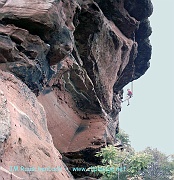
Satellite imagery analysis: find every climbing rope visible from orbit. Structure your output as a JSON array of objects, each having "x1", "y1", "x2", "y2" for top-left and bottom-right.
[
  {"x1": 131, "y1": 62, "x2": 135, "y2": 94},
  {"x1": 131, "y1": 80, "x2": 133, "y2": 94}
]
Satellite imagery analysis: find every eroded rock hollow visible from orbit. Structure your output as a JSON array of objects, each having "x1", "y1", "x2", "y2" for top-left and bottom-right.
[{"x1": 0, "y1": 0, "x2": 153, "y2": 179}]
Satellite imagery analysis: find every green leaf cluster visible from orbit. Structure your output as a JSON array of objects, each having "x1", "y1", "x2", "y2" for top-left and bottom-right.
[
  {"x1": 94, "y1": 129, "x2": 174, "y2": 180},
  {"x1": 94, "y1": 145, "x2": 152, "y2": 179}
]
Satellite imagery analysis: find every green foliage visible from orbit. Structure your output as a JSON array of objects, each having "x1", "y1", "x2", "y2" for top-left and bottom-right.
[
  {"x1": 95, "y1": 145, "x2": 128, "y2": 165},
  {"x1": 115, "y1": 129, "x2": 134, "y2": 153},
  {"x1": 169, "y1": 170, "x2": 174, "y2": 180},
  {"x1": 94, "y1": 129, "x2": 174, "y2": 180},
  {"x1": 127, "y1": 152, "x2": 152, "y2": 176},
  {"x1": 115, "y1": 129, "x2": 130, "y2": 147},
  {"x1": 169, "y1": 154, "x2": 174, "y2": 170},
  {"x1": 92, "y1": 145, "x2": 129, "y2": 179},
  {"x1": 140, "y1": 148, "x2": 174, "y2": 180},
  {"x1": 94, "y1": 145, "x2": 152, "y2": 179}
]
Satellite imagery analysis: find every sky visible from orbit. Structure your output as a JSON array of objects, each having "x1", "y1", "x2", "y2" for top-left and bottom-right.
[{"x1": 120, "y1": 0, "x2": 174, "y2": 155}]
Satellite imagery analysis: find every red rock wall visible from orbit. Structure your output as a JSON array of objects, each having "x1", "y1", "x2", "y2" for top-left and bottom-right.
[
  {"x1": 0, "y1": 0, "x2": 153, "y2": 179},
  {"x1": 0, "y1": 71, "x2": 73, "y2": 179}
]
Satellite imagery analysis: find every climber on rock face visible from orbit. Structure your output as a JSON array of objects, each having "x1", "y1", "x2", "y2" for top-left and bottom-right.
[{"x1": 126, "y1": 89, "x2": 133, "y2": 106}]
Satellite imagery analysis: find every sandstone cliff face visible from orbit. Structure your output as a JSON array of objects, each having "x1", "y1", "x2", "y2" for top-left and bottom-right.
[
  {"x1": 0, "y1": 71, "x2": 73, "y2": 180},
  {"x1": 0, "y1": 0, "x2": 153, "y2": 179}
]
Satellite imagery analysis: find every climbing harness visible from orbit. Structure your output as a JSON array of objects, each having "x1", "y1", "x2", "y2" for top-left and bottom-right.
[{"x1": 122, "y1": 81, "x2": 133, "y2": 102}]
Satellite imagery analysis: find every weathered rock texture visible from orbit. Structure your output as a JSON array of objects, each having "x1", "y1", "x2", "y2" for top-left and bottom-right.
[
  {"x1": 0, "y1": 0, "x2": 153, "y2": 179},
  {"x1": 0, "y1": 71, "x2": 73, "y2": 180}
]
